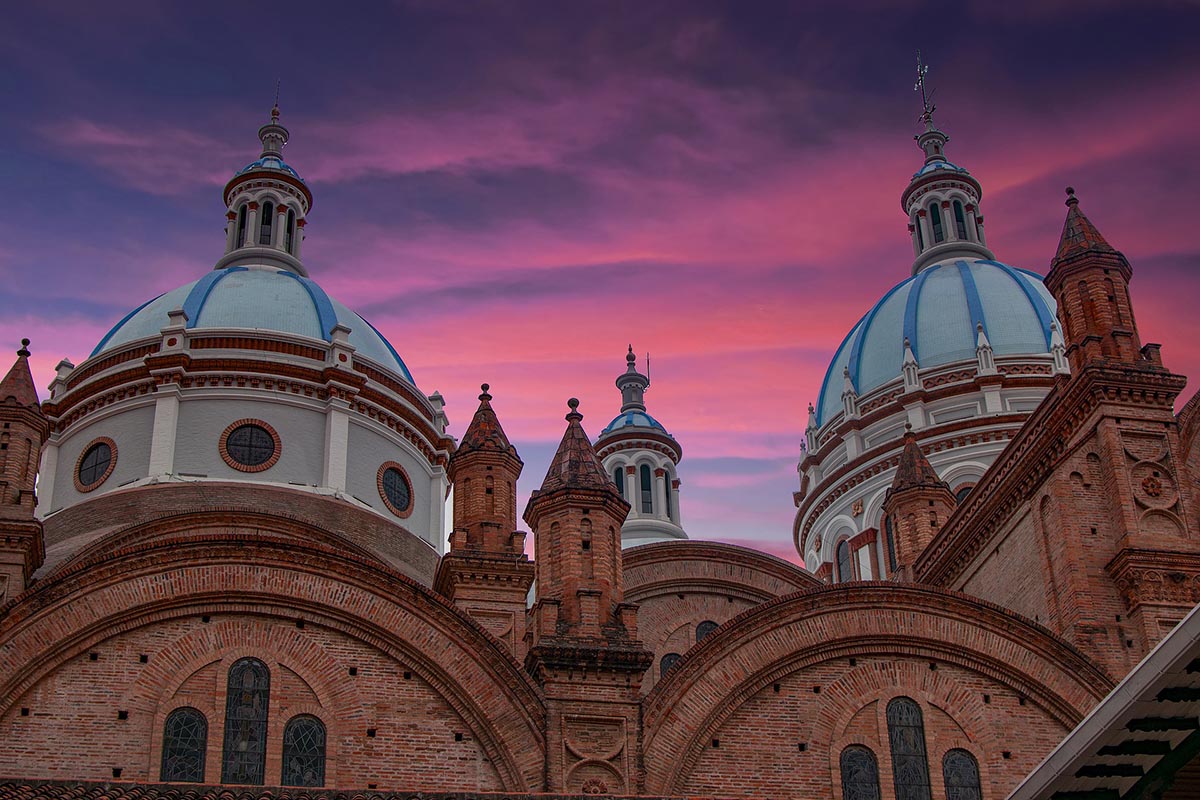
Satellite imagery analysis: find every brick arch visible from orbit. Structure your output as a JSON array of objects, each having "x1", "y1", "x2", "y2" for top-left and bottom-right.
[
  {"x1": 624, "y1": 540, "x2": 818, "y2": 604},
  {"x1": 640, "y1": 583, "x2": 1112, "y2": 795},
  {"x1": 0, "y1": 535, "x2": 545, "y2": 792}
]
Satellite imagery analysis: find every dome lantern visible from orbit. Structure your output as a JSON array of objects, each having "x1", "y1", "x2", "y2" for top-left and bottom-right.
[
  {"x1": 901, "y1": 54, "x2": 994, "y2": 274},
  {"x1": 217, "y1": 104, "x2": 313, "y2": 276}
]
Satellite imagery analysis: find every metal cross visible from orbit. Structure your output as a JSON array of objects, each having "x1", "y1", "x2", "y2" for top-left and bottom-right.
[{"x1": 915, "y1": 50, "x2": 935, "y2": 120}]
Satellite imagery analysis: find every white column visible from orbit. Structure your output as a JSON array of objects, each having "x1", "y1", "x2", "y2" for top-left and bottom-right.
[
  {"x1": 942, "y1": 202, "x2": 957, "y2": 241},
  {"x1": 909, "y1": 225, "x2": 920, "y2": 257},
  {"x1": 975, "y1": 216, "x2": 987, "y2": 246},
  {"x1": 965, "y1": 205, "x2": 980, "y2": 242},
  {"x1": 918, "y1": 213, "x2": 933, "y2": 252},
  {"x1": 322, "y1": 400, "x2": 350, "y2": 492},
  {"x1": 294, "y1": 221, "x2": 305, "y2": 259},
  {"x1": 225, "y1": 212, "x2": 238, "y2": 252},
  {"x1": 670, "y1": 479, "x2": 682, "y2": 526},
  {"x1": 430, "y1": 467, "x2": 447, "y2": 554},
  {"x1": 245, "y1": 204, "x2": 259, "y2": 246},
  {"x1": 624, "y1": 467, "x2": 638, "y2": 518},
  {"x1": 147, "y1": 388, "x2": 181, "y2": 477},
  {"x1": 654, "y1": 470, "x2": 667, "y2": 520},
  {"x1": 36, "y1": 442, "x2": 58, "y2": 518},
  {"x1": 273, "y1": 206, "x2": 287, "y2": 250}
]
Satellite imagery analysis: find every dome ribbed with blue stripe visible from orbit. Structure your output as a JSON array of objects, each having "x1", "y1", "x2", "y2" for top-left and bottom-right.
[
  {"x1": 92, "y1": 266, "x2": 415, "y2": 384},
  {"x1": 816, "y1": 258, "x2": 1056, "y2": 425}
]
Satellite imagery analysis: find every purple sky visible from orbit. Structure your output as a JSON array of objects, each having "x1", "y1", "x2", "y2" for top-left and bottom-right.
[{"x1": 2, "y1": 2, "x2": 1198, "y2": 563}]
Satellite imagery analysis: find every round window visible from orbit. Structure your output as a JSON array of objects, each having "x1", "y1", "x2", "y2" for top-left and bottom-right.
[
  {"x1": 219, "y1": 420, "x2": 281, "y2": 473},
  {"x1": 77, "y1": 440, "x2": 114, "y2": 489},
  {"x1": 377, "y1": 462, "x2": 413, "y2": 518}
]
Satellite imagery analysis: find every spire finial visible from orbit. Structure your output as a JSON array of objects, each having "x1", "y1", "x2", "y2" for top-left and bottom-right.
[
  {"x1": 1065, "y1": 186, "x2": 1078, "y2": 207},
  {"x1": 626, "y1": 344, "x2": 636, "y2": 365},
  {"x1": 17, "y1": 338, "x2": 30, "y2": 357},
  {"x1": 479, "y1": 383, "x2": 492, "y2": 402},
  {"x1": 272, "y1": 80, "x2": 281, "y2": 121},
  {"x1": 566, "y1": 397, "x2": 582, "y2": 422},
  {"x1": 915, "y1": 50, "x2": 936, "y2": 130}
]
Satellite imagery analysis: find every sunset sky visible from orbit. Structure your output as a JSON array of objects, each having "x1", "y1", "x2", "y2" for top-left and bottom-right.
[{"x1": 1, "y1": 2, "x2": 1197, "y2": 563}]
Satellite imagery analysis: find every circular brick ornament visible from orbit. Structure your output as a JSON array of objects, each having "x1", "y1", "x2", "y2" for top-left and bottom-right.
[
  {"x1": 377, "y1": 461, "x2": 414, "y2": 518},
  {"x1": 74, "y1": 436, "x2": 117, "y2": 492},
  {"x1": 219, "y1": 419, "x2": 282, "y2": 473}
]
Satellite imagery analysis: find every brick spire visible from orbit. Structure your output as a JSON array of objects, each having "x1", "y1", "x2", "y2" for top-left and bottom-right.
[
  {"x1": 456, "y1": 383, "x2": 518, "y2": 456},
  {"x1": 1052, "y1": 187, "x2": 1124, "y2": 268},
  {"x1": 533, "y1": 398, "x2": 615, "y2": 497},
  {"x1": 1045, "y1": 187, "x2": 1144, "y2": 370},
  {"x1": 0, "y1": 340, "x2": 40, "y2": 408},
  {"x1": 890, "y1": 427, "x2": 949, "y2": 493}
]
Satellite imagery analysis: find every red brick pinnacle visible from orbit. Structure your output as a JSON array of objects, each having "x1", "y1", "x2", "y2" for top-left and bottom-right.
[
  {"x1": 534, "y1": 399, "x2": 614, "y2": 495},
  {"x1": 455, "y1": 383, "x2": 519, "y2": 460},
  {"x1": 1052, "y1": 187, "x2": 1124, "y2": 268},
  {"x1": 890, "y1": 429, "x2": 947, "y2": 493},
  {"x1": 0, "y1": 341, "x2": 40, "y2": 408}
]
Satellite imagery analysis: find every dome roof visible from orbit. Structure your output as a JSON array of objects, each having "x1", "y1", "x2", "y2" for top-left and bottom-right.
[
  {"x1": 600, "y1": 409, "x2": 673, "y2": 438},
  {"x1": 912, "y1": 159, "x2": 970, "y2": 178},
  {"x1": 91, "y1": 266, "x2": 415, "y2": 383},
  {"x1": 236, "y1": 155, "x2": 304, "y2": 182},
  {"x1": 816, "y1": 258, "x2": 1056, "y2": 425}
]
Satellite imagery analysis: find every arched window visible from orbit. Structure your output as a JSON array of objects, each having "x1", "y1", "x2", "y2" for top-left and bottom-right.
[
  {"x1": 884, "y1": 515, "x2": 897, "y2": 574},
  {"x1": 160, "y1": 707, "x2": 207, "y2": 783},
  {"x1": 613, "y1": 467, "x2": 624, "y2": 499},
  {"x1": 485, "y1": 475, "x2": 495, "y2": 515},
  {"x1": 660, "y1": 652, "x2": 681, "y2": 677},
  {"x1": 221, "y1": 657, "x2": 270, "y2": 785},
  {"x1": 887, "y1": 697, "x2": 932, "y2": 800},
  {"x1": 943, "y1": 749, "x2": 982, "y2": 800},
  {"x1": 640, "y1": 464, "x2": 653, "y2": 514},
  {"x1": 258, "y1": 201, "x2": 274, "y2": 245},
  {"x1": 286, "y1": 208, "x2": 297, "y2": 253},
  {"x1": 929, "y1": 203, "x2": 944, "y2": 243},
  {"x1": 915, "y1": 217, "x2": 924, "y2": 250},
  {"x1": 954, "y1": 484, "x2": 974, "y2": 504},
  {"x1": 840, "y1": 745, "x2": 881, "y2": 800},
  {"x1": 696, "y1": 620, "x2": 719, "y2": 642},
  {"x1": 953, "y1": 201, "x2": 968, "y2": 239},
  {"x1": 236, "y1": 204, "x2": 248, "y2": 248},
  {"x1": 281, "y1": 715, "x2": 327, "y2": 787},
  {"x1": 836, "y1": 540, "x2": 854, "y2": 583}
]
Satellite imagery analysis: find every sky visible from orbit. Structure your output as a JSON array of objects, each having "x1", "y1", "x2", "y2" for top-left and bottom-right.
[{"x1": 1, "y1": 2, "x2": 1198, "y2": 564}]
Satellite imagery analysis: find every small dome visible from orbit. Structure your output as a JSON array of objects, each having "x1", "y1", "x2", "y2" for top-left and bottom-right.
[
  {"x1": 912, "y1": 159, "x2": 969, "y2": 179},
  {"x1": 236, "y1": 156, "x2": 304, "y2": 182},
  {"x1": 600, "y1": 409, "x2": 674, "y2": 437},
  {"x1": 91, "y1": 266, "x2": 414, "y2": 383},
  {"x1": 816, "y1": 258, "x2": 1056, "y2": 425}
]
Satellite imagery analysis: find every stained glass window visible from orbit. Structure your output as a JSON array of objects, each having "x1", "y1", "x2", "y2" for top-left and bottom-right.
[
  {"x1": 837, "y1": 540, "x2": 854, "y2": 583},
  {"x1": 943, "y1": 749, "x2": 982, "y2": 800},
  {"x1": 227, "y1": 424, "x2": 275, "y2": 468},
  {"x1": 286, "y1": 208, "x2": 297, "y2": 253},
  {"x1": 78, "y1": 442, "x2": 112, "y2": 487},
  {"x1": 259, "y1": 201, "x2": 274, "y2": 245},
  {"x1": 696, "y1": 620, "x2": 719, "y2": 642},
  {"x1": 884, "y1": 516, "x2": 898, "y2": 574},
  {"x1": 640, "y1": 465, "x2": 653, "y2": 514},
  {"x1": 160, "y1": 707, "x2": 207, "y2": 783},
  {"x1": 840, "y1": 745, "x2": 881, "y2": 800},
  {"x1": 661, "y1": 652, "x2": 681, "y2": 677},
  {"x1": 237, "y1": 205, "x2": 248, "y2": 248},
  {"x1": 930, "y1": 203, "x2": 944, "y2": 243},
  {"x1": 613, "y1": 467, "x2": 624, "y2": 498},
  {"x1": 281, "y1": 715, "x2": 326, "y2": 787},
  {"x1": 663, "y1": 472, "x2": 673, "y2": 520},
  {"x1": 382, "y1": 467, "x2": 411, "y2": 512},
  {"x1": 953, "y1": 201, "x2": 968, "y2": 239},
  {"x1": 221, "y1": 658, "x2": 270, "y2": 785},
  {"x1": 887, "y1": 697, "x2": 932, "y2": 800}
]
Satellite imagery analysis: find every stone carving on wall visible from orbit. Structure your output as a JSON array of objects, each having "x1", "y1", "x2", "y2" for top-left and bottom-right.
[{"x1": 563, "y1": 714, "x2": 628, "y2": 795}]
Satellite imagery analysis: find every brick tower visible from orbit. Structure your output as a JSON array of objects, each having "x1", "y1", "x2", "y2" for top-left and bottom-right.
[
  {"x1": 0, "y1": 340, "x2": 49, "y2": 603},
  {"x1": 524, "y1": 398, "x2": 651, "y2": 795},
  {"x1": 433, "y1": 384, "x2": 534, "y2": 658},
  {"x1": 881, "y1": 426, "x2": 956, "y2": 581},
  {"x1": 1041, "y1": 188, "x2": 1199, "y2": 669}
]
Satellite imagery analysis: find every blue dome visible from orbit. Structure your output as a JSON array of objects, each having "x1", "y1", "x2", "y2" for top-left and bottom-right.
[
  {"x1": 601, "y1": 410, "x2": 673, "y2": 437},
  {"x1": 236, "y1": 156, "x2": 304, "y2": 182},
  {"x1": 91, "y1": 267, "x2": 415, "y2": 384},
  {"x1": 816, "y1": 259, "x2": 1057, "y2": 425},
  {"x1": 912, "y1": 159, "x2": 969, "y2": 179}
]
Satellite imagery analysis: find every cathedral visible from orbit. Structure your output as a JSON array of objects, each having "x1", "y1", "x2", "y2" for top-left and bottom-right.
[{"x1": 1, "y1": 92, "x2": 1199, "y2": 800}]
